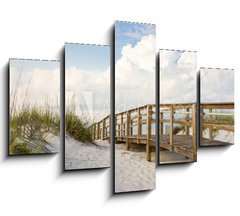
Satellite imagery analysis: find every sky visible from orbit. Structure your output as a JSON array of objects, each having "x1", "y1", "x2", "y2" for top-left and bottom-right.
[
  {"x1": 115, "y1": 21, "x2": 155, "y2": 60},
  {"x1": 65, "y1": 44, "x2": 110, "y2": 122},
  {"x1": 10, "y1": 59, "x2": 60, "y2": 112},
  {"x1": 65, "y1": 44, "x2": 110, "y2": 71},
  {"x1": 160, "y1": 49, "x2": 197, "y2": 104},
  {"x1": 115, "y1": 21, "x2": 156, "y2": 113},
  {"x1": 201, "y1": 68, "x2": 234, "y2": 103}
]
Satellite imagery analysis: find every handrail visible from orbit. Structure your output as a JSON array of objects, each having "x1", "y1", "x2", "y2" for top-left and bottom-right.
[
  {"x1": 200, "y1": 102, "x2": 234, "y2": 143},
  {"x1": 90, "y1": 102, "x2": 234, "y2": 160}
]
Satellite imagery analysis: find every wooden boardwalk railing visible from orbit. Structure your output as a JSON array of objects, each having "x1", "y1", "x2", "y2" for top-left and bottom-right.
[
  {"x1": 115, "y1": 104, "x2": 156, "y2": 161},
  {"x1": 159, "y1": 103, "x2": 197, "y2": 162},
  {"x1": 91, "y1": 103, "x2": 197, "y2": 162},
  {"x1": 200, "y1": 102, "x2": 234, "y2": 146},
  {"x1": 90, "y1": 102, "x2": 234, "y2": 161},
  {"x1": 91, "y1": 115, "x2": 110, "y2": 141}
]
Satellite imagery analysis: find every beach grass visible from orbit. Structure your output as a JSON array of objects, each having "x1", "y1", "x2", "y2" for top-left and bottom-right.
[
  {"x1": 10, "y1": 106, "x2": 60, "y2": 155},
  {"x1": 9, "y1": 60, "x2": 60, "y2": 155},
  {"x1": 65, "y1": 110, "x2": 93, "y2": 143}
]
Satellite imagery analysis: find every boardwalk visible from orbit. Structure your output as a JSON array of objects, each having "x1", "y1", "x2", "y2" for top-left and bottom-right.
[
  {"x1": 90, "y1": 102, "x2": 234, "y2": 161},
  {"x1": 200, "y1": 102, "x2": 234, "y2": 146}
]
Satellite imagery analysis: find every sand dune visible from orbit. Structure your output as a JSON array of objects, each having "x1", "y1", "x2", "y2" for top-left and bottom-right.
[
  {"x1": 115, "y1": 144, "x2": 155, "y2": 193},
  {"x1": 45, "y1": 133, "x2": 60, "y2": 153},
  {"x1": 64, "y1": 134, "x2": 155, "y2": 192},
  {"x1": 65, "y1": 135, "x2": 110, "y2": 170}
]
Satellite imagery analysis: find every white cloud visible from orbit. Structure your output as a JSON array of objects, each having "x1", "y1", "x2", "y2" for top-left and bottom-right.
[
  {"x1": 201, "y1": 68, "x2": 234, "y2": 103},
  {"x1": 178, "y1": 51, "x2": 197, "y2": 69},
  {"x1": 115, "y1": 34, "x2": 156, "y2": 112},
  {"x1": 10, "y1": 66, "x2": 60, "y2": 112},
  {"x1": 160, "y1": 50, "x2": 197, "y2": 104},
  {"x1": 65, "y1": 66, "x2": 110, "y2": 122}
]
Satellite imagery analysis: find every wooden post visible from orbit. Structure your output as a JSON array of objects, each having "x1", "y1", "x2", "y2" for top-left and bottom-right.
[
  {"x1": 160, "y1": 112, "x2": 163, "y2": 135},
  {"x1": 169, "y1": 105, "x2": 173, "y2": 147},
  {"x1": 126, "y1": 111, "x2": 130, "y2": 150},
  {"x1": 130, "y1": 111, "x2": 133, "y2": 136},
  {"x1": 93, "y1": 124, "x2": 96, "y2": 140},
  {"x1": 137, "y1": 108, "x2": 141, "y2": 137},
  {"x1": 115, "y1": 115, "x2": 118, "y2": 137},
  {"x1": 192, "y1": 104, "x2": 197, "y2": 161},
  {"x1": 97, "y1": 122, "x2": 100, "y2": 140},
  {"x1": 120, "y1": 114, "x2": 123, "y2": 137},
  {"x1": 200, "y1": 105, "x2": 204, "y2": 146},
  {"x1": 108, "y1": 115, "x2": 110, "y2": 141},
  {"x1": 146, "y1": 105, "x2": 152, "y2": 161},
  {"x1": 102, "y1": 119, "x2": 105, "y2": 139},
  {"x1": 185, "y1": 108, "x2": 189, "y2": 135},
  {"x1": 209, "y1": 108, "x2": 213, "y2": 140}
]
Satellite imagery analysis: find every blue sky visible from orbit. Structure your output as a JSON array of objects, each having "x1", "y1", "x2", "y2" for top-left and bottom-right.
[
  {"x1": 65, "y1": 44, "x2": 110, "y2": 71},
  {"x1": 115, "y1": 21, "x2": 156, "y2": 60},
  {"x1": 65, "y1": 43, "x2": 110, "y2": 122},
  {"x1": 115, "y1": 21, "x2": 156, "y2": 113}
]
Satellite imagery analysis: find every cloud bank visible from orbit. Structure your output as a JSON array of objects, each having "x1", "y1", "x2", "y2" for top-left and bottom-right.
[
  {"x1": 65, "y1": 66, "x2": 110, "y2": 122},
  {"x1": 201, "y1": 68, "x2": 234, "y2": 103},
  {"x1": 115, "y1": 34, "x2": 156, "y2": 112},
  {"x1": 10, "y1": 65, "x2": 60, "y2": 112},
  {"x1": 160, "y1": 50, "x2": 197, "y2": 104}
]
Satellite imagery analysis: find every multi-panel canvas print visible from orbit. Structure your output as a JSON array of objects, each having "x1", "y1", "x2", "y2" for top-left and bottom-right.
[
  {"x1": 64, "y1": 43, "x2": 110, "y2": 170},
  {"x1": 114, "y1": 21, "x2": 156, "y2": 193},
  {"x1": 9, "y1": 59, "x2": 60, "y2": 155},
  {"x1": 159, "y1": 49, "x2": 197, "y2": 164},
  {"x1": 200, "y1": 68, "x2": 234, "y2": 146}
]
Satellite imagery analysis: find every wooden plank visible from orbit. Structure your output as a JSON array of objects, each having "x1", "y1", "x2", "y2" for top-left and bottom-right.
[
  {"x1": 205, "y1": 112, "x2": 234, "y2": 116},
  {"x1": 204, "y1": 119, "x2": 234, "y2": 125},
  {"x1": 203, "y1": 123, "x2": 234, "y2": 131},
  {"x1": 202, "y1": 103, "x2": 234, "y2": 109}
]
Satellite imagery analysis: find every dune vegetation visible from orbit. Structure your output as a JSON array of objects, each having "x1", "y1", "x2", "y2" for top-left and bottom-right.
[
  {"x1": 10, "y1": 105, "x2": 60, "y2": 155},
  {"x1": 65, "y1": 109, "x2": 93, "y2": 143},
  {"x1": 9, "y1": 60, "x2": 60, "y2": 155}
]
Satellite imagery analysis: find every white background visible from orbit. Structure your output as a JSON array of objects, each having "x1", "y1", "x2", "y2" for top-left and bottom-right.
[{"x1": 0, "y1": 0, "x2": 239, "y2": 215}]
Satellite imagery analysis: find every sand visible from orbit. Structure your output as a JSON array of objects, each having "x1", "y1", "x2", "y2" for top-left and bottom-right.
[
  {"x1": 115, "y1": 143, "x2": 155, "y2": 193},
  {"x1": 203, "y1": 129, "x2": 234, "y2": 144},
  {"x1": 65, "y1": 135, "x2": 110, "y2": 170},
  {"x1": 45, "y1": 133, "x2": 61, "y2": 153}
]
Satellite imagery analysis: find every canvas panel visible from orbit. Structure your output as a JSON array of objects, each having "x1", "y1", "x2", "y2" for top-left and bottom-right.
[
  {"x1": 159, "y1": 49, "x2": 197, "y2": 164},
  {"x1": 114, "y1": 21, "x2": 156, "y2": 193},
  {"x1": 64, "y1": 43, "x2": 110, "y2": 170},
  {"x1": 9, "y1": 59, "x2": 60, "y2": 155},
  {"x1": 200, "y1": 68, "x2": 234, "y2": 146}
]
